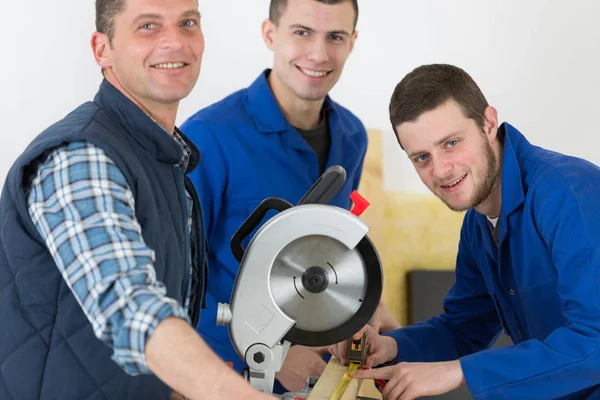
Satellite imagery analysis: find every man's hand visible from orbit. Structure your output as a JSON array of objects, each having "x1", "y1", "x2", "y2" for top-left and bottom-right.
[
  {"x1": 328, "y1": 325, "x2": 398, "y2": 367},
  {"x1": 350, "y1": 360, "x2": 466, "y2": 400},
  {"x1": 368, "y1": 301, "x2": 402, "y2": 334},
  {"x1": 146, "y1": 318, "x2": 277, "y2": 399},
  {"x1": 275, "y1": 345, "x2": 328, "y2": 392}
]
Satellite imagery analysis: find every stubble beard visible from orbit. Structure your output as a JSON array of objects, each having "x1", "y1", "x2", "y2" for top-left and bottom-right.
[{"x1": 439, "y1": 139, "x2": 500, "y2": 212}]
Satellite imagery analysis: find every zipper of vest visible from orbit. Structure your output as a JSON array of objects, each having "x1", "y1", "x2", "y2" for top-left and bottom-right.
[
  {"x1": 174, "y1": 167, "x2": 192, "y2": 313},
  {"x1": 184, "y1": 173, "x2": 207, "y2": 327}
]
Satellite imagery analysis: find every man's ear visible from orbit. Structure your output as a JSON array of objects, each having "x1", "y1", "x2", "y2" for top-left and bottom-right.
[
  {"x1": 483, "y1": 105, "x2": 499, "y2": 142},
  {"x1": 90, "y1": 32, "x2": 112, "y2": 69},
  {"x1": 261, "y1": 19, "x2": 277, "y2": 51}
]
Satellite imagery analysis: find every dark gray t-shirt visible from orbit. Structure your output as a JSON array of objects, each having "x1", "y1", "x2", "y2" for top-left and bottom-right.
[{"x1": 295, "y1": 112, "x2": 331, "y2": 175}]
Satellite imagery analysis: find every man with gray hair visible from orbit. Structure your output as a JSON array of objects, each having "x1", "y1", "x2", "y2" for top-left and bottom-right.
[{"x1": 0, "y1": 0, "x2": 274, "y2": 399}]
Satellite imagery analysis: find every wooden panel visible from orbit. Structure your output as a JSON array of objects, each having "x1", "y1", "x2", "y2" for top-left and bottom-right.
[
  {"x1": 306, "y1": 357, "x2": 382, "y2": 400},
  {"x1": 357, "y1": 129, "x2": 385, "y2": 252}
]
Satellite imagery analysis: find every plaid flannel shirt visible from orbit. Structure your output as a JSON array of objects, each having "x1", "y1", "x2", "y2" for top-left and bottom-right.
[{"x1": 27, "y1": 132, "x2": 194, "y2": 375}]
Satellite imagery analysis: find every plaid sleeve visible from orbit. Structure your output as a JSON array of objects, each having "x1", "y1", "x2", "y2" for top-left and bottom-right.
[{"x1": 26, "y1": 142, "x2": 190, "y2": 375}]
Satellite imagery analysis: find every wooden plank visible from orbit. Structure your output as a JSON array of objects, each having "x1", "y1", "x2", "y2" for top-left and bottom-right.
[
  {"x1": 307, "y1": 357, "x2": 382, "y2": 400},
  {"x1": 358, "y1": 378, "x2": 384, "y2": 399}
]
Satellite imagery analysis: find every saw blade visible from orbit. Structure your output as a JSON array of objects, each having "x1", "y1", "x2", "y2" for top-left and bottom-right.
[{"x1": 269, "y1": 235, "x2": 382, "y2": 346}]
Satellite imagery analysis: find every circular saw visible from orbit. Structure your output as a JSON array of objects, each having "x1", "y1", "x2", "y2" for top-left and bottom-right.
[{"x1": 216, "y1": 166, "x2": 383, "y2": 395}]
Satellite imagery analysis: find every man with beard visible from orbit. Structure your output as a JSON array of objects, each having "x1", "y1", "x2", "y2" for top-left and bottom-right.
[{"x1": 329, "y1": 64, "x2": 600, "y2": 399}]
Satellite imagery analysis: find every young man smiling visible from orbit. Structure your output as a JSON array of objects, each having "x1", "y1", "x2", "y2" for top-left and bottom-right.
[
  {"x1": 181, "y1": 0, "x2": 400, "y2": 393},
  {"x1": 0, "y1": 0, "x2": 274, "y2": 399},
  {"x1": 330, "y1": 64, "x2": 600, "y2": 399}
]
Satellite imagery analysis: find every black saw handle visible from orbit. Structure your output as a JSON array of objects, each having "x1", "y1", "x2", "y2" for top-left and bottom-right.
[
  {"x1": 230, "y1": 197, "x2": 293, "y2": 263},
  {"x1": 297, "y1": 165, "x2": 346, "y2": 205},
  {"x1": 230, "y1": 165, "x2": 347, "y2": 263}
]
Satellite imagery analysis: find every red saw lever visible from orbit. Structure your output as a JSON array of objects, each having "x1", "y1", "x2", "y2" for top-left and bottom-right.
[{"x1": 350, "y1": 191, "x2": 370, "y2": 217}]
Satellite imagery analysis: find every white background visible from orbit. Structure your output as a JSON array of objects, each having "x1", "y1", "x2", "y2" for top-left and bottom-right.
[{"x1": 2, "y1": 1, "x2": 600, "y2": 192}]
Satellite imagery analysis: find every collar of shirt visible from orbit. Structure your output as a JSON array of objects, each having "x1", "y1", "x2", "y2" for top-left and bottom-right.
[
  {"x1": 144, "y1": 112, "x2": 192, "y2": 172},
  {"x1": 171, "y1": 128, "x2": 192, "y2": 172},
  {"x1": 246, "y1": 69, "x2": 341, "y2": 135},
  {"x1": 498, "y1": 123, "x2": 526, "y2": 217},
  {"x1": 94, "y1": 79, "x2": 200, "y2": 173}
]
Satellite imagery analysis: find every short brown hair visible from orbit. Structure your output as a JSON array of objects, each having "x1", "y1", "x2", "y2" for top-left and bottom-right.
[
  {"x1": 96, "y1": 0, "x2": 125, "y2": 42},
  {"x1": 389, "y1": 64, "x2": 489, "y2": 144},
  {"x1": 269, "y1": 0, "x2": 359, "y2": 30}
]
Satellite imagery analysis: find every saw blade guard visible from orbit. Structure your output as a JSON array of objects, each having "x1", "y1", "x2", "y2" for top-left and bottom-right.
[{"x1": 226, "y1": 203, "x2": 383, "y2": 357}]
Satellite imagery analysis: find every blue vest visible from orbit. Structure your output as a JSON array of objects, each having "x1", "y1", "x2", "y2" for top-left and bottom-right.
[{"x1": 0, "y1": 80, "x2": 206, "y2": 400}]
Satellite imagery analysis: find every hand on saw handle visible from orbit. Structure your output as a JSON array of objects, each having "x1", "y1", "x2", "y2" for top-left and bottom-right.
[
  {"x1": 274, "y1": 345, "x2": 328, "y2": 392},
  {"x1": 327, "y1": 300, "x2": 401, "y2": 366},
  {"x1": 328, "y1": 325, "x2": 398, "y2": 368}
]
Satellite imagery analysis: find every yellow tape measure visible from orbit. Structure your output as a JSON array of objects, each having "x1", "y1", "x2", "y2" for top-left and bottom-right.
[{"x1": 329, "y1": 362, "x2": 360, "y2": 400}]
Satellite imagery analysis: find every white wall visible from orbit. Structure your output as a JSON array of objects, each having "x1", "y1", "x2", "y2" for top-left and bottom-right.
[{"x1": 2, "y1": 1, "x2": 600, "y2": 192}]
